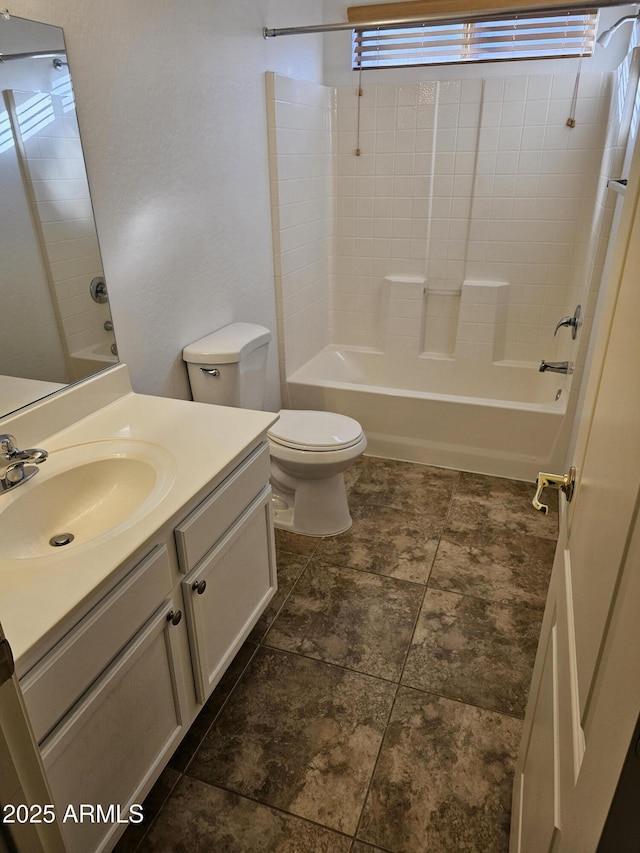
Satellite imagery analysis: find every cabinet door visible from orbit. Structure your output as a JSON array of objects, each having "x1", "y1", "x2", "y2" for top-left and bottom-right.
[
  {"x1": 182, "y1": 486, "x2": 277, "y2": 703},
  {"x1": 40, "y1": 599, "x2": 190, "y2": 853}
]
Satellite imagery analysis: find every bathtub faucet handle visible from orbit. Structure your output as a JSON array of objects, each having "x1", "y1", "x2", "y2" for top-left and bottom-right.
[
  {"x1": 553, "y1": 304, "x2": 582, "y2": 339},
  {"x1": 532, "y1": 467, "x2": 576, "y2": 514}
]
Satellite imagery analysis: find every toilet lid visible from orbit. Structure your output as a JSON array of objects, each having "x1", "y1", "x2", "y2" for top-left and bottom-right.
[{"x1": 268, "y1": 410, "x2": 363, "y2": 451}]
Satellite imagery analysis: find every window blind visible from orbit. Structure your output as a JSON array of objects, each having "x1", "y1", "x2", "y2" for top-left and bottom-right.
[{"x1": 353, "y1": 10, "x2": 598, "y2": 68}]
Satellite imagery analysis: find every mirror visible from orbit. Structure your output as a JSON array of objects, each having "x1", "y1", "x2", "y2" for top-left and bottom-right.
[{"x1": 0, "y1": 14, "x2": 117, "y2": 418}]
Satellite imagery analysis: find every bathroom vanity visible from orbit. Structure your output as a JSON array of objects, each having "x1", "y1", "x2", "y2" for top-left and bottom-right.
[{"x1": 0, "y1": 365, "x2": 278, "y2": 853}]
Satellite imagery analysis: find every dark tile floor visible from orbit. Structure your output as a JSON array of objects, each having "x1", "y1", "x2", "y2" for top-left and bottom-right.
[{"x1": 116, "y1": 456, "x2": 558, "y2": 853}]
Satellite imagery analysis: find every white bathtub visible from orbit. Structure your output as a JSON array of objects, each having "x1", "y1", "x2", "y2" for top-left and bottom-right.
[
  {"x1": 287, "y1": 347, "x2": 570, "y2": 481},
  {"x1": 70, "y1": 341, "x2": 118, "y2": 382}
]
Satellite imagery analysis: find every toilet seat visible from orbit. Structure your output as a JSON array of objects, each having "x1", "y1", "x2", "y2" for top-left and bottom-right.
[{"x1": 268, "y1": 410, "x2": 364, "y2": 452}]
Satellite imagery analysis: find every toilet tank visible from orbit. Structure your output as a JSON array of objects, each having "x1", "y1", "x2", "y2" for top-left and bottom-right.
[{"x1": 182, "y1": 323, "x2": 271, "y2": 410}]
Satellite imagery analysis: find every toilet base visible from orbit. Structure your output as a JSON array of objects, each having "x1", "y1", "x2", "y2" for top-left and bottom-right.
[{"x1": 270, "y1": 470, "x2": 353, "y2": 537}]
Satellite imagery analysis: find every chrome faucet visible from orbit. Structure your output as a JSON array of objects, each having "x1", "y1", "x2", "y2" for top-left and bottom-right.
[
  {"x1": 539, "y1": 360, "x2": 573, "y2": 374},
  {"x1": 0, "y1": 434, "x2": 48, "y2": 493},
  {"x1": 553, "y1": 305, "x2": 582, "y2": 339}
]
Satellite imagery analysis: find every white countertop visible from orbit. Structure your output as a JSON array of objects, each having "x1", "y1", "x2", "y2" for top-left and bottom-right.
[
  {"x1": 0, "y1": 389, "x2": 277, "y2": 669},
  {"x1": 1, "y1": 374, "x2": 65, "y2": 415}
]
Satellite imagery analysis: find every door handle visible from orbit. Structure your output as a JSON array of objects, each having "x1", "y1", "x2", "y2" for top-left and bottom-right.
[{"x1": 533, "y1": 466, "x2": 576, "y2": 514}]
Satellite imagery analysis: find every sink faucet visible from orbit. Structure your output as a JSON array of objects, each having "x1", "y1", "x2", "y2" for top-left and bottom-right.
[
  {"x1": 539, "y1": 360, "x2": 573, "y2": 374},
  {"x1": 0, "y1": 434, "x2": 48, "y2": 493}
]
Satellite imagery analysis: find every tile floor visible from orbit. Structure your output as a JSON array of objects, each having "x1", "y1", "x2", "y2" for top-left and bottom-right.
[{"x1": 116, "y1": 456, "x2": 558, "y2": 853}]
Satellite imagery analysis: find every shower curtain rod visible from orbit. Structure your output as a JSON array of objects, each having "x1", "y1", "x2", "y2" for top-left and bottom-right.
[
  {"x1": 0, "y1": 49, "x2": 66, "y2": 62},
  {"x1": 263, "y1": 0, "x2": 627, "y2": 37}
]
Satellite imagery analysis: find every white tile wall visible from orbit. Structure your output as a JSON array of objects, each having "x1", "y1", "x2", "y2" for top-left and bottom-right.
[
  {"x1": 456, "y1": 281, "x2": 509, "y2": 362},
  {"x1": 381, "y1": 275, "x2": 424, "y2": 356},
  {"x1": 466, "y1": 73, "x2": 611, "y2": 363},
  {"x1": 334, "y1": 72, "x2": 613, "y2": 364},
  {"x1": 268, "y1": 68, "x2": 621, "y2": 376},
  {"x1": 266, "y1": 73, "x2": 333, "y2": 390},
  {"x1": 564, "y1": 41, "x2": 637, "y2": 394}
]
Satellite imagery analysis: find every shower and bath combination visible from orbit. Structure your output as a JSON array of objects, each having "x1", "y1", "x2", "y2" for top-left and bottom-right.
[
  {"x1": 539, "y1": 305, "x2": 582, "y2": 373},
  {"x1": 265, "y1": 11, "x2": 640, "y2": 482}
]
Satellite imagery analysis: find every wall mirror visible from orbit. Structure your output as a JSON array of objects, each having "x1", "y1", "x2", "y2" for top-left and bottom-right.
[{"x1": 0, "y1": 13, "x2": 117, "y2": 418}]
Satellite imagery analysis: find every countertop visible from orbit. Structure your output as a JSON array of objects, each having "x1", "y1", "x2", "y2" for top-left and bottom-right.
[
  {"x1": 0, "y1": 390, "x2": 277, "y2": 671},
  {"x1": 1, "y1": 374, "x2": 65, "y2": 416}
]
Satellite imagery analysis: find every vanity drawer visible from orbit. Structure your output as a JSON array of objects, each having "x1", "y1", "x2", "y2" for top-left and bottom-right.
[
  {"x1": 175, "y1": 441, "x2": 271, "y2": 573},
  {"x1": 20, "y1": 544, "x2": 172, "y2": 743}
]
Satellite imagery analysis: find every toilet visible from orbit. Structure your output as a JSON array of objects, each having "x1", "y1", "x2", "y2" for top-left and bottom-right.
[{"x1": 183, "y1": 323, "x2": 366, "y2": 536}]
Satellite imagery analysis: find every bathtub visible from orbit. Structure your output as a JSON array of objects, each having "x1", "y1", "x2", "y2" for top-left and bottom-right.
[
  {"x1": 70, "y1": 340, "x2": 118, "y2": 382},
  {"x1": 286, "y1": 347, "x2": 570, "y2": 481}
]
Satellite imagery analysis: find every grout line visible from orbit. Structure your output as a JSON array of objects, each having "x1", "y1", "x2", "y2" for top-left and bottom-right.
[
  {"x1": 179, "y1": 642, "x2": 262, "y2": 777},
  {"x1": 428, "y1": 582, "x2": 548, "y2": 616},
  {"x1": 175, "y1": 776, "x2": 358, "y2": 846},
  {"x1": 255, "y1": 551, "x2": 315, "y2": 642},
  {"x1": 350, "y1": 474, "x2": 458, "y2": 846},
  {"x1": 256, "y1": 642, "x2": 403, "y2": 688},
  {"x1": 123, "y1": 768, "x2": 182, "y2": 853},
  {"x1": 425, "y1": 577, "x2": 549, "y2": 612},
  {"x1": 309, "y1": 555, "x2": 431, "y2": 589}
]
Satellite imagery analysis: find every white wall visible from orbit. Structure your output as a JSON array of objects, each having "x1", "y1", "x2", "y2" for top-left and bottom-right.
[{"x1": 7, "y1": 0, "x2": 323, "y2": 411}]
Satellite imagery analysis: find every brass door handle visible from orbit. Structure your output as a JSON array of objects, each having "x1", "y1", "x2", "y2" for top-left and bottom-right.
[{"x1": 533, "y1": 467, "x2": 576, "y2": 514}]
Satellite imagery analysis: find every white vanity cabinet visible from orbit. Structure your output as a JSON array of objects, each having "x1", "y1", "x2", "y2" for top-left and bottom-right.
[
  {"x1": 180, "y1": 486, "x2": 276, "y2": 702},
  {"x1": 175, "y1": 442, "x2": 277, "y2": 702},
  {"x1": 40, "y1": 599, "x2": 190, "y2": 853},
  {"x1": 15, "y1": 436, "x2": 277, "y2": 853},
  {"x1": 20, "y1": 545, "x2": 193, "y2": 853}
]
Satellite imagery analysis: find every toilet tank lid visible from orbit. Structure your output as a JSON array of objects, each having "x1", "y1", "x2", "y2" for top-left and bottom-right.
[{"x1": 183, "y1": 323, "x2": 271, "y2": 364}]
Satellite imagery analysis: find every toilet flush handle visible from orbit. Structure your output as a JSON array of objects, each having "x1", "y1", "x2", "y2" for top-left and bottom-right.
[{"x1": 200, "y1": 368, "x2": 220, "y2": 377}]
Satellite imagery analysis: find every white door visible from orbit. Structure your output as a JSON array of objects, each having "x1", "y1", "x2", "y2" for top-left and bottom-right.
[
  {"x1": 0, "y1": 623, "x2": 66, "y2": 853},
  {"x1": 510, "y1": 124, "x2": 640, "y2": 852}
]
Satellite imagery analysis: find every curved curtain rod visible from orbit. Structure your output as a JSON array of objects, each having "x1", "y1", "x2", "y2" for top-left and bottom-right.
[{"x1": 263, "y1": 0, "x2": 627, "y2": 37}]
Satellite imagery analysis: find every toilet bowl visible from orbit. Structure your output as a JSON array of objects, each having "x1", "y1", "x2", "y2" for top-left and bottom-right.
[
  {"x1": 182, "y1": 323, "x2": 366, "y2": 537},
  {"x1": 268, "y1": 410, "x2": 367, "y2": 536}
]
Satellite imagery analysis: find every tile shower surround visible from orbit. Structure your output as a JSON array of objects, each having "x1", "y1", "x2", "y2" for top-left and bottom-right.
[
  {"x1": 116, "y1": 456, "x2": 558, "y2": 853},
  {"x1": 268, "y1": 70, "x2": 617, "y2": 370}
]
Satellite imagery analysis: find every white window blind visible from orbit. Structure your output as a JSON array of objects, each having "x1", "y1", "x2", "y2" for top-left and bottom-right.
[{"x1": 353, "y1": 10, "x2": 598, "y2": 68}]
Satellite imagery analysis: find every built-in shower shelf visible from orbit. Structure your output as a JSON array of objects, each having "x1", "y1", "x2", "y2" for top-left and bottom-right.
[
  {"x1": 607, "y1": 178, "x2": 627, "y2": 196},
  {"x1": 425, "y1": 288, "x2": 461, "y2": 296}
]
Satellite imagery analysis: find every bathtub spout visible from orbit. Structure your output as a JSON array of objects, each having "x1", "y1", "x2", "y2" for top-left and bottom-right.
[{"x1": 539, "y1": 360, "x2": 573, "y2": 374}]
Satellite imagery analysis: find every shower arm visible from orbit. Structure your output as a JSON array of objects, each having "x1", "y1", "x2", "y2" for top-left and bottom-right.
[{"x1": 596, "y1": 12, "x2": 640, "y2": 47}]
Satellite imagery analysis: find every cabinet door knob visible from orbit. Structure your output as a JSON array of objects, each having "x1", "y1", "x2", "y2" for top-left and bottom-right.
[
  {"x1": 166, "y1": 609, "x2": 182, "y2": 626},
  {"x1": 192, "y1": 579, "x2": 207, "y2": 595}
]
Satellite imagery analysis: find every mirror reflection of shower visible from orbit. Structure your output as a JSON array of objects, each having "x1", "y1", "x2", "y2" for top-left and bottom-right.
[
  {"x1": 0, "y1": 15, "x2": 117, "y2": 399},
  {"x1": 3, "y1": 83, "x2": 117, "y2": 382}
]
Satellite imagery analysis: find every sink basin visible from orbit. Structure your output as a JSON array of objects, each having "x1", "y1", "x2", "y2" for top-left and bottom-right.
[{"x1": 0, "y1": 440, "x2": 176, "y2": 559}]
